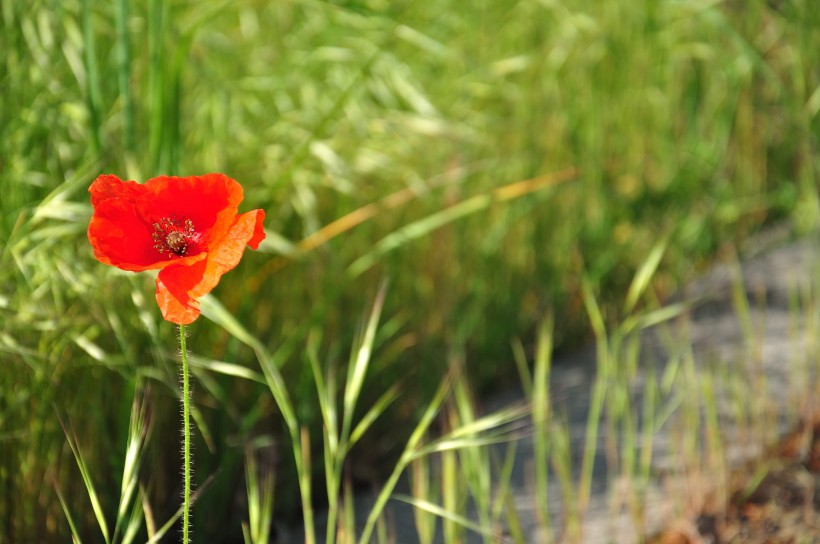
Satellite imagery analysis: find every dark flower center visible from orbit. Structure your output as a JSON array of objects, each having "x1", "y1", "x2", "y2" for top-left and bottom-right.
[{"x1": 152, "y1": 217, "x2": 197, "y2": 258}]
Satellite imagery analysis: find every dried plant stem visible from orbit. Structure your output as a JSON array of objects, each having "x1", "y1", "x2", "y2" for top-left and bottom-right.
[{"x1": 179, "y1": 324, "x2": 192, "y2": 543}]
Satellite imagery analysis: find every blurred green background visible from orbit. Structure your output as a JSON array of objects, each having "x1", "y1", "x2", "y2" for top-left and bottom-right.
[{"x1": 1, "y1": 0, "x2": 818, "y2": 541}]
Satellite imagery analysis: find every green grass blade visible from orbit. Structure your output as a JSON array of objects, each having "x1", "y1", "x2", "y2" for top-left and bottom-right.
[
  {"x1": 58, "y1": 416, "x2": 111, "y2": 544},
  {"x1": 112, "y1": 388, "x2": 148, "y2": 542},
  {"x1": 188, "y1": 355, "x2": 266, "y2": 384},
  {"x1": 54, "y1": 482, "x2": 83, "y2": 544},
  {"x1": 348, "y1": 382, "x2": 402, "y2": 448},
  {"x1": 245, "y1": 448, "x2": 275, "y2": 544},
  {"x1": 342, "y1": 282, "x2": 387, "y2": 439},
  {"x1": 531, "y1": 315, "x2": 553, "y2": 532},
  {"x1": 144, "y1": 474, "x2": 215, "y2": 544},
  {"x1": 199, "y1": 295, "x2": 298, "y2": 434},
  {"x1": 200, "y1": 295, "x2": 314, "y2": 543},
  {"x1": 357, "y1": 371, "x2": 453, "y2": 544},
  {"x1": 623, "y1": 234, "x2": 669, "y2": 316},
  {"x1": 511, "y1": 338, "x2": 532, "y2": 397},
  {"x1": 348, "y1": 171, "x2": 574, "y2": 278},
  {"x1": 348, "y1": 194, "x2": 489, "y2": 278},
  {"x1": 392, "y1": 495, "x2": 511, "y2": 544},
  {"x1": 119, "y1": 489, "x2": 145, "y2": 544}
]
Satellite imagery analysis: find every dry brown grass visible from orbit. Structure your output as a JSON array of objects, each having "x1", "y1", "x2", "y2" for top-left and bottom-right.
[{"x1": 649, "y1": 413, "x2": 820, "y2": 544}]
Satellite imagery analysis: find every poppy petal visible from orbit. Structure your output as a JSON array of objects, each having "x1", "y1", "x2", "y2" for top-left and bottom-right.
[
  {"x1": 154, "y1": 210, "x2": 263, "y2": 324},
  {"x1": 89, "y1": 174, "x2": 144, "y2": 207},
  {"x1": 190, "y1": 209, "x2": 267, "y2": 299},
  {"x1": 155, "y1": 261, "x2": 208, "y2": 325},
  {"x1": 88, "y1": 192, "x2": 161, "y2": 271},
  {"x1": 90, "y1": 172, "x2": 264, "y2": 325},
  {"x1": 88, "y1": 193, "x2": 208, "y2": 271},
  {"x1": 142, "y1": 174, "x2": 244, "y2": 249},
  {"x1": 247, "y1": 209, "x2": 266, "y2": 250}
]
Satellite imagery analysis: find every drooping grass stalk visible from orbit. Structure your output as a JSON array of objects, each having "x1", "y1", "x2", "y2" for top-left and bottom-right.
[
  {"x1": 178, "y1": 324, "x2": 192, "y2": 543},
  {"x1": 199, "y1": 295, "x2": 314, "y2": 544}
]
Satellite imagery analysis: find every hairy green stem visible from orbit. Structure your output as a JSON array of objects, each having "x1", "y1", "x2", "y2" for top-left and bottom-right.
[{"x1": 179, "y1": 324, "x2": 191, "y2": 543}]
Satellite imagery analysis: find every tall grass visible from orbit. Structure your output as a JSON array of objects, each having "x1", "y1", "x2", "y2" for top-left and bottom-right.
[{"x1": 1, "y1": 0, "x2": 818, "y2": 541}]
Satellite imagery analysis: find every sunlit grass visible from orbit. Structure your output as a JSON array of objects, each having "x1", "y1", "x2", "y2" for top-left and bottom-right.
[{"x1": 1, "y1": 0, "x2": 818, "y2": 541}]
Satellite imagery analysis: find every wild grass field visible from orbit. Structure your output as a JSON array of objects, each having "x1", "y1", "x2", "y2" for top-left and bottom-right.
[{"x1": 1, "y1": 0, "x2": 818, "y2": 542}]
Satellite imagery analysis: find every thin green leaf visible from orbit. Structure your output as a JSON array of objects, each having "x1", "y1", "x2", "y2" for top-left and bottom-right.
[
  {"x1": 342, "y1": 282, "x2": 387, "y2": 438},
  {"x1": 623, "y1": 234, "x2": 669, "y2": 316},
  {"x1": 348, "y1": 382, "x2": 401, "y2": 448},
  {"x1": 392, "y1": 495, "x2": 511, "y2": 543},
  {"x1": 58, "y1": 416, "x2": 111, "y2": 544},
  {"x1": 54, "y1": 482, "x2": 83, "y2": 544}
]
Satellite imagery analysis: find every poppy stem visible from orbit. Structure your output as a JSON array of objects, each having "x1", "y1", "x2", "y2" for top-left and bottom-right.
[{"x1": 178, "y1": 324, "x2": 192, "y2": 543}]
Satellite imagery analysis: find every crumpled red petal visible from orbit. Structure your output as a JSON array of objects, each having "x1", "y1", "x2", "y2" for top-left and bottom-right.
[
  {"x1": 153, "y1": 209, "x2": 266, "y2": 324},
  {"x1": 196, "y1": 209, "x2": 266, "y2": 297},
  {"x1": 88, "y1": 185, "x2": 165, "y2": 271},
  {"x1": 156, "y1": 261, "x2": 207, "y2": 325},
  {"x1": 247, "y1": 209, "x2": 266, "y2": 250},
  {"x1": 89, "y1": 174, "x2": 144, "y2": 207},
  {"x1": 89, "y1": 173, "x2": 265, "y2": 324}
]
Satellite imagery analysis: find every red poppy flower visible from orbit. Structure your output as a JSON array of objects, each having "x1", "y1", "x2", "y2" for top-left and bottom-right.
[{"x1": 88, "y1": 173, "x2": 266, "y2": 325}]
